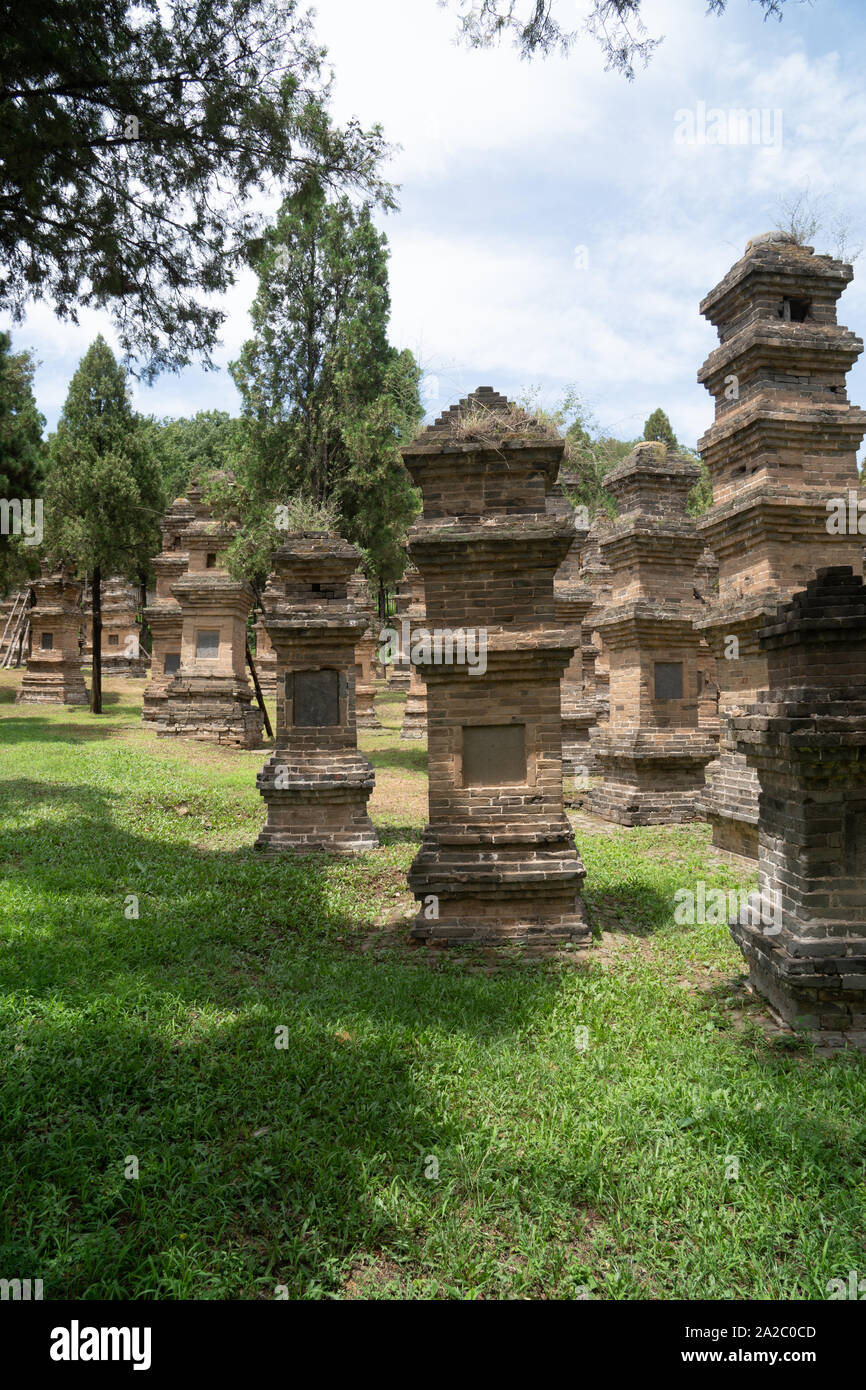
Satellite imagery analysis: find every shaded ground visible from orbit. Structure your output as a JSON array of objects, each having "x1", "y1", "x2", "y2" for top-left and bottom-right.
[{"x1": 1, "y1": 666, "x2": 864, "y2": 1301}]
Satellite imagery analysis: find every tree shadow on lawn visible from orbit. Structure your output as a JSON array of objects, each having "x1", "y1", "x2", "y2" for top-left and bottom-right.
[
  {"x1": 2, "y1": 777, "x2": 864, "y2": 1298},
  {"x1": 0, "y1": 715, "x2": 130, "y2": 744},
  {"x1": 586, "y1": 883, "x2": 687, "y2": 938},
  {"x1": 0, "y1": 778, "x2": 586, "y2": 1296}
]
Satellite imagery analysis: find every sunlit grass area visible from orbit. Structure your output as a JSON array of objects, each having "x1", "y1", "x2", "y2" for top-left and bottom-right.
[{"x1": 1, "y1": 668, "x2": 865, "y2": 1300}]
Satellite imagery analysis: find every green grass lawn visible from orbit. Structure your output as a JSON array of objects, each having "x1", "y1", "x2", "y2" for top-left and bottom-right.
[{"x1": 1, "y1": 669, "x2": 865, "y2": 1300}]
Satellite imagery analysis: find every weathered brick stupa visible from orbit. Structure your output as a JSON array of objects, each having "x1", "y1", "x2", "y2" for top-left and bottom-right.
[
  {"x1": 385, "y1": 573, "x2": 412, "y2": 691},
  {"x1": 549, "y1": 472, "x2": 596, "y2": 777},
  {"x1": 589, "y1": 443, "x2": 717, "y2": 824},
  {"x1": 580, "y1": 515, "x2": 613, "y2": 735},
  {"x1": 142, "y1": 496, "x2": 195, "y2": 727},
  {"x1": 16, "y1": 563, "x2": 88, "y2": 705},
  {"x1": 252, "y1": 614, "x2": 278, "y2": 696},
  {"x1": 730, "y1": 567, "x2": 866, "y2": 1053},
  {"x1": 157, "y1": 487, "x2": 263, "y2": 747},
  {"x1": 694, "y1": 548, "x2": 721, "y2": 736},
  {"x1": 400, "y1": 562, "x2": 428, "y2": 740},
  {"x1": 695, "y1": 232, "x2": 866, "y2": 858},
  {"x1": 348, "y1": 569, "x2": 382, "y2": 731},
  {"x1": 255, "y1": 533, "x2": 378, "y2": 854},
  {"x1": 402, "y1": 387, "x2": 589, "y2": 946},
  {"x1": 99, "y1": 576, "x2": 148, "y2": 677}
]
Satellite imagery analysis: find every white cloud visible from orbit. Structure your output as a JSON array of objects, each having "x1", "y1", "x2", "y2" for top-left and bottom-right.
[{"x1": 4, "y1": 0, "x2": 866, "y2": 450}]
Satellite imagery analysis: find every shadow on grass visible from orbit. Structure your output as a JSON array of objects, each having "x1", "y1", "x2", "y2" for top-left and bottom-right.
[
  {"x1": 0, "y1": 774, "x2": 576, "y2": 1295},
  {"x1": 367, "y1": 745, "x2": 428, "y2": 775},
  {"x1": 0, "y1": 716, "x2": 130, "y2": 744}
]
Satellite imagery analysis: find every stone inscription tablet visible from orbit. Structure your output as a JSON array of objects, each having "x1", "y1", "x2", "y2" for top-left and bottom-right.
[
  {"x1": 462, "y1": 724, "x2": 526, "y2": 786},
  {"x1": 654, "y1": 661, "x2": 683, "y2": 701},
  {"x1": 294, "y1": 669, "x2": 340, "y2": 727}
]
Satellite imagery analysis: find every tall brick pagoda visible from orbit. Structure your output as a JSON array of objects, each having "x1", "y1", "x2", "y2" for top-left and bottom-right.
[
  {"x1": 400, "y1": 563, "x2": 428, "y2": 740},
  {"x1": 252, "y1": 616, "x2": 278, "y2": 696},
  {"x1": 100, "y1": 577, "x2": 147, "y2": 676},
  {"x1": 730, "y1": 567, "x2": 866, "y2": 1053},
  {"x1": 580, "y1": 516, "x2": 613, "y2": 736},
  {"x1": 157, "y1": 487, "x2": 263, "y2": 747},
  {"x1": 255, "y1": 533, "x2": 378, "y2": 855},
  {"x1": 385, "y1": 575, "x2": 412, "y2": 692},
  {"x1": 348, "y1": 569, "x2": 382, "y2": 731},
  {"x1": 549, "y1": 473, "x2": 596, "y2": 776},
  {"x1": 142, "y1": 496, "x2": 195, "y2": 727},
  {"x1": 695, "y1": 232, "x2": 866, "y2": 857},
  {"x1": 589, "y1": 442, "x2": 717, "y2": 824},
  {"x1": 17, "y1": 564, "x2": 88, "y2": 705},
  {"x1": 402, "y1": 387, "x2": 589, "y2": 946}
]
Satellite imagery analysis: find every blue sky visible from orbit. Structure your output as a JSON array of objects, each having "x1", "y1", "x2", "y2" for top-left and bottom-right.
[{"x1": 6, "y1": 0, "x2": 866, "y2": 450}]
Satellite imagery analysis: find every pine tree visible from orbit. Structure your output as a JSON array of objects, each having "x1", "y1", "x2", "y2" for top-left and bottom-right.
[
  {"x1": 0, "y1": 0, "x2": 392, "y2": 374},
  {"x1": 642, "y1": 408, "x2": 678, "y2": 450},
  {"x1": 43, "y1": 336, "x2": 163, "y2": 712},
  {"x1": 0, "y1": 332, "x2": 46, "y2": 591},
  {"x1": 229, "y1": 183, "x2": 422, "y2": 586}
]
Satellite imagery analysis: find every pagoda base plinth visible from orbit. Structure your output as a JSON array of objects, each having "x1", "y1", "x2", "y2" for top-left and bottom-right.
[
  {"x1": 101, "y1": 657, "x2": 149, "y2": 679},
  {"x1": 562, "y1": 711, "x2": 599, "y2": 776},
  {"x1": 590, "y1": 733, "x2": 717, "y2": 825},
  {"x1": 355, "y1": 698, "x2": 383, "y2": 730},
  {"x1": 16, "y1": 669, "x2": 89, "y2": 706},
  {"x1": 408, "y1": 833, "x2": 590, "y2": 945},
  {"x1": 708, "y1": 811, "x2": 759, "y2": 860},
  {"x1": 158, "y1": 677, "x2": 264, "y2": 748},
  {"x1": 730, "y1": 916, "x2": 866, "y2": 1054},
  {"x1": 255, "y1": 752, "x2": 377, "y2": 854},
  {"x1": 400, "y1": 702, "x2": 427, "y2": 740}
]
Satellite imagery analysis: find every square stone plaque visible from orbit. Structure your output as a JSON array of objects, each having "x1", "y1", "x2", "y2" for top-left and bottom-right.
[
  {"x1": 164, "y1": 652, "x2": 180, "y2": 675},
  {"x1": 654, "y1": 661, "x2": 683, "y2": 701},
  {"x1": 294, "y1": 669, "x2": 340, "y2": 727},
  {"x1": 462, "y1": 724, "x2": 526, "y2": 786},
  {"x1": 196, "y1": 630, "x2": 220, "y2": 659}
]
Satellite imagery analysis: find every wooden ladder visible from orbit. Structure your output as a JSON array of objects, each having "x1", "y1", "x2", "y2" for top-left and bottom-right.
[{"x1": 0, "y1": 590, "x2": 30, "y2": 668}]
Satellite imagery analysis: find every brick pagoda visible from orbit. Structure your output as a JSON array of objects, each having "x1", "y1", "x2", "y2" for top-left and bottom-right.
[
  {"x1": 348, "y1": 569, "x2": 382, "y2": 731},
  {"x1": 385, "y1": 575, "x2": 412, "y2": 692},
  {"x1": 550, "y1": 472, "x2": 596, "y2": 777},
  {"x1": 589, "y1": 442, "x2": 717, "y2": 824},
  {"x1": 255, "y1": 533, "x2": 378, "y2": 854},
  {"x1": 157, "y1": 487, "x2": 263, "y2": 747},
  {"x1": 730, "y1": 567, "x2": 866, "y2": 1053},
  {"x1": 142, "y1": 496, "x2": 195, "y2": 727},
  {"x1": 17, "y1": 564, "x2": 88, "y2": 705},
  {"x1": 400, "y1": 563, "x2": 428, "y2": 740},
  {"x1": 695, "y1": 232, "x2": 866, "y2": 857},
  {"x1": 401, "y1": 387, "x2": 589, "y2": 945},
  {"x1": 97, "y1": 577, "x2": 147, "y2": 676}
]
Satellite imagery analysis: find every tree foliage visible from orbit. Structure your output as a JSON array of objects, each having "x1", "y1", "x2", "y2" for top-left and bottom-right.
[
  {"x1": 445, "y1": 0, "x2": 803, "y2": 77},
  {"x1": 0, "y1": 0, "x2": 393, "y2": 375},
  {"x1": 0, "y1": 331, "x2": 46, "y2": 591},
  {"x1": 228, "y1": 183, "x2": 423, "y2": 587},
  {"x1": 43, "y1": 335, "x2": 163, "y2": 709},
  {"x1": 145, "y1": 410, "x2": 242, "y2": 502},
  {"x1": 642, "y1": 407, "x2": 677, "y2": 450}
]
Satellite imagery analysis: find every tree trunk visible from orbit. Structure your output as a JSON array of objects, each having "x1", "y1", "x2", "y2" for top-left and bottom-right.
[
  {"x1": 378, "y1": 576, "x2": 386, "y2": 623},
  {"x1": 91, "y1": 566, "x2": 103, "y2": 714}
]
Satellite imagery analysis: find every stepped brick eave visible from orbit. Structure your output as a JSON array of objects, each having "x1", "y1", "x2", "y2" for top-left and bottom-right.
[
  {"x1": 400, "y1": 385, "x2": 589, "y2": 946},
  {"x1": 728, "y1": 566, "x2": 866, "y2": 1053},
  {"x1": 254, "y1": 531, "x2": 378, "y2": 856},
  {"x1": 695, "y1": 236, "x2": 866, "y2": 858}
]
